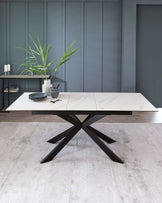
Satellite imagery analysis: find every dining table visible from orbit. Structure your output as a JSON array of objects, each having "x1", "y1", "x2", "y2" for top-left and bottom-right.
[{"x1": 6, "y1": 92, "x2": 157, "y2": 164}]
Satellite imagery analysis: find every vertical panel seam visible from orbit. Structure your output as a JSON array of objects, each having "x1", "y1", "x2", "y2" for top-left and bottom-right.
[
  {"x1": 101, "y1": 0, "x2": 103, "y2": 92},
  {"x1": 25, "y1": 0, "x2": 29, "y2": 90},
  {"x1": 83, "y1": 1, "x2": 85, "y2": 92},
  {"x1": 44, "y1": 1, "x2": 47, "y2": 45},
  {"x1": 7, "y1": 1, "x2": 10, "y2": 63},
  {"x1": 135, "y1": 4, "x2": 137, "y2": 92},
  {"x1": 5, "y1": 2, "x2": 8, "y2": 64},
  {"x1": 80, "y1": 2, "x2": 83, "y2": 92},
  {"x1": 46, "y1": 1, "x2": 48, "y2": 45},
  {"x1": 64, "y1": 1, "x2": 66, "y2": 91},
  {"x1": 120, "y1": 0, "x2": 122, "y2": 92}
]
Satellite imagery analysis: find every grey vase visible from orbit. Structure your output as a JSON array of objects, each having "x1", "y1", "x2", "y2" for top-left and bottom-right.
[{"x1": 50, "y1": 87, "x2": 59, "y2": 98}]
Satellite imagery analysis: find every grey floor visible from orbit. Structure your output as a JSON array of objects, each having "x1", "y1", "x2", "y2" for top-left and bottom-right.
[{"x1": 0, "y1": 122, "x2": 162, "y2": 203}]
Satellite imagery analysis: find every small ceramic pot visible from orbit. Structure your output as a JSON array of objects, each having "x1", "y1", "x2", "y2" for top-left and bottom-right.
[{"x1": 50, "y1": 87, "x2": 59, "y2": 98}]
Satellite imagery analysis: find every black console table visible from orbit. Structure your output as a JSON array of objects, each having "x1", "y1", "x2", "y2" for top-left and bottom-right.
[{"x1": 0, "y1": 75, "x2": 51, "y2": 111}]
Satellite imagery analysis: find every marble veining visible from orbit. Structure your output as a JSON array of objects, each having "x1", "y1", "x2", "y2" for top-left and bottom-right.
[
  {"x1": 7, "y1": 92, "x2": 157, "y2": 112},
  {"x1": 67, "y1": 92, "x2": 96, "y2": 110},
  {"x1": 94, "y1": 92, "x2": 157, "y2": 111}
]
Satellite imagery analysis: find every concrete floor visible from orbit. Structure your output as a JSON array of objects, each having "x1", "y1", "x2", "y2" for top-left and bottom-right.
[{"x1": 0, "y1": 122, "x2": 162, "y2": 203}]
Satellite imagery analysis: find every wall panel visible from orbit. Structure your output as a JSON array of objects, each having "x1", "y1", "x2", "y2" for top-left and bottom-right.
[
  {"x1": 10, "y1": 2, "x2": 26, "y2": 92},
  {"x1": 0, "y1": 0, "x2": 122, "y2": 107},
  {"x1": 65, "y1": 2, "x2": 83, "y2": 92},
  {"x1": 47, "y1": 2, "x2": 65, "y2": 91},
  {"x1": 137, "y1": 5, "x2": 162, "y2": 107},
  {"x1": 84, "y1": 2, "x2": 102, "y2": 92},
  {"x1": 29, "y1": 3, "x2": 44, "y2": 41},
  {"x1": 10, "y1": 3, "x2": 25, "y2": 72},
  {"x1": 28, "y1": 2, "x2": 44, "y2": 90},
  {"x1": 0, "y1": 3, "x2": 7, "y2": 107},
  {"x1": 0, "y1": 3, "x2": 7, "y2": 72},
  {"x1": 103, "y1": 2, "x2": 121, "y2": 92}
]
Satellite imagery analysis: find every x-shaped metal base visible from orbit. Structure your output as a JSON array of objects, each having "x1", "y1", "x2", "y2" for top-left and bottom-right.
[{"x1": 40, "y1": 114, "x2": 123, "y2": 164}]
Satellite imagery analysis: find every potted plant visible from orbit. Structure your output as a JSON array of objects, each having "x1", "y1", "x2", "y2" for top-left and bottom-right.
[{"x1": 20, "y1": 36, "x2": 80, "y2": 95}]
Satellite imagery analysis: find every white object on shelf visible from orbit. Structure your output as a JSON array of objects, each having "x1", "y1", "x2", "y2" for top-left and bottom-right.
[
  {"x1": 4, "y1": 65, "x2": 8, "y2": 72},
  {"x1": 7, "y1": 64, "x2": 11, "y2": 72},
  {"x1": 4, "y1": 87, "x2": 19, "y2": 93}
]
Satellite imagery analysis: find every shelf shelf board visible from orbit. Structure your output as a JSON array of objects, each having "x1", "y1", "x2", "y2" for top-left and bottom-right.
[
  {"x1": 0, "y1": 75, "x2": 51, "y2": 79},
  {"x1": 4, "y1": 88, "x2": 19, "y2": 93}
]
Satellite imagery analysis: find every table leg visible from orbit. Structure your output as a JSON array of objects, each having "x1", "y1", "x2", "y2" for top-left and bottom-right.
[
  {"x1": 87, "y1": 126, "x2": 116, "y2": 144},
  {"x1": 7, "y1": 79, "x2": 10, "y2": 106},
  {"x1": 41, "y1": 125, "x2": 81, "y2": 163},
  {"x1": 0, "y1": 79, "x2": 4, "y2": 111},
  {"x1": 59, "y1": 114, "x2": 81, "y2": 126},
  {"x1": 39, "y1": 78, "x2": 42, "y2": 92},
  {"x1": 41, "y1": 113, "x2": 123, "y2": 164},
  {"x1": 47, "y1": 126, "x2": 76, "y2": 144},
  {"x1": 83, "y1": 125, "x2": 123, "y2": 164}
]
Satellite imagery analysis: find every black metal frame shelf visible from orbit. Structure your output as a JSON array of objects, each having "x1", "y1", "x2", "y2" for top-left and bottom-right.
[{"x1": 0, "y1": 75, "x2": 51, "y2": 111}]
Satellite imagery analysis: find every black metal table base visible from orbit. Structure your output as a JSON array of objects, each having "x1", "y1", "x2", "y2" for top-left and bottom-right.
[{"x1": 40, "y1": 113, "x2": 124, "y2": 164}]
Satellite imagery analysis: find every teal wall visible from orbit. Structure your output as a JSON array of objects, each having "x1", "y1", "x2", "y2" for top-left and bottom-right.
[
  {"x1": 1, "y1": 0, "x2": 162, "y2": 107},
  {"x1": 137, "y1": 5, "x2": 162, "y2": 107},
  {"x1": 0, "y1": 0, "x2": 122, "y2": 100},
  {"x1": 122, "y1": 0, "x2": 162, "y2": 107}
]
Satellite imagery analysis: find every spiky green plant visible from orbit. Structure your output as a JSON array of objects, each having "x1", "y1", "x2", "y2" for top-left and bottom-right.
[{"x1": 20, "y1": 36, "x2": 80, "y2": 80}]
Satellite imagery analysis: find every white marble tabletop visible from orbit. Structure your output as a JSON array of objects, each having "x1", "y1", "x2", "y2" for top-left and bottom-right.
[{"x1": 6, "y1": 92, "x2": 157, "y2": 112}]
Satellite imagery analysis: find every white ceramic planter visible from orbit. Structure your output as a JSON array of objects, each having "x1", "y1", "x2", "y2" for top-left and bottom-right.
[{"x1": 42, "y1": 79, "x2": 52, "y2": 96}]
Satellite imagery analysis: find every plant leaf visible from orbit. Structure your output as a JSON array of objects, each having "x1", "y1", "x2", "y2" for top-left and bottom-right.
[
  {"x1": 52, "y1": 57, "x2": 72, "y2": 77},
  {"x1": 62, "y1": 40, "x2": 77, "y2": 60},
  {"x1": 63, "y1": 47, "x2": 80, "y2": 59},
  {"x1": 29, "y1": 35, "x2": 40, "y2": 52},
  {"x1": 18, "y1": 36, "x2": 80, "y2": 79},
  {"x1": 46, "y1": 58, "x2": 57, "y2": 68}
]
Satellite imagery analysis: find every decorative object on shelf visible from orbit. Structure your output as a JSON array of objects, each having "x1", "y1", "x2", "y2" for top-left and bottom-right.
[
  {"x1": 19, "y1": 35, "x2": 80, "y2": 95},
  {"x1": 4, "y1": 64, "x2": 11, "y2": 75},
  {"x1": 50, "y1": 84, "x2": 60, "y2": 98},
  {"x1": 4, "y1": 65, "x2": 8, "y2": 75},
  {"x1": 29, "y1": 92, "x2": 47, "y2": 101},
  {"x1": 4, "y1": 85, "x2": 19, "y2": 93},
  {"x1": 7, "y1": 64, "x2": 11, "y2": 75}
]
